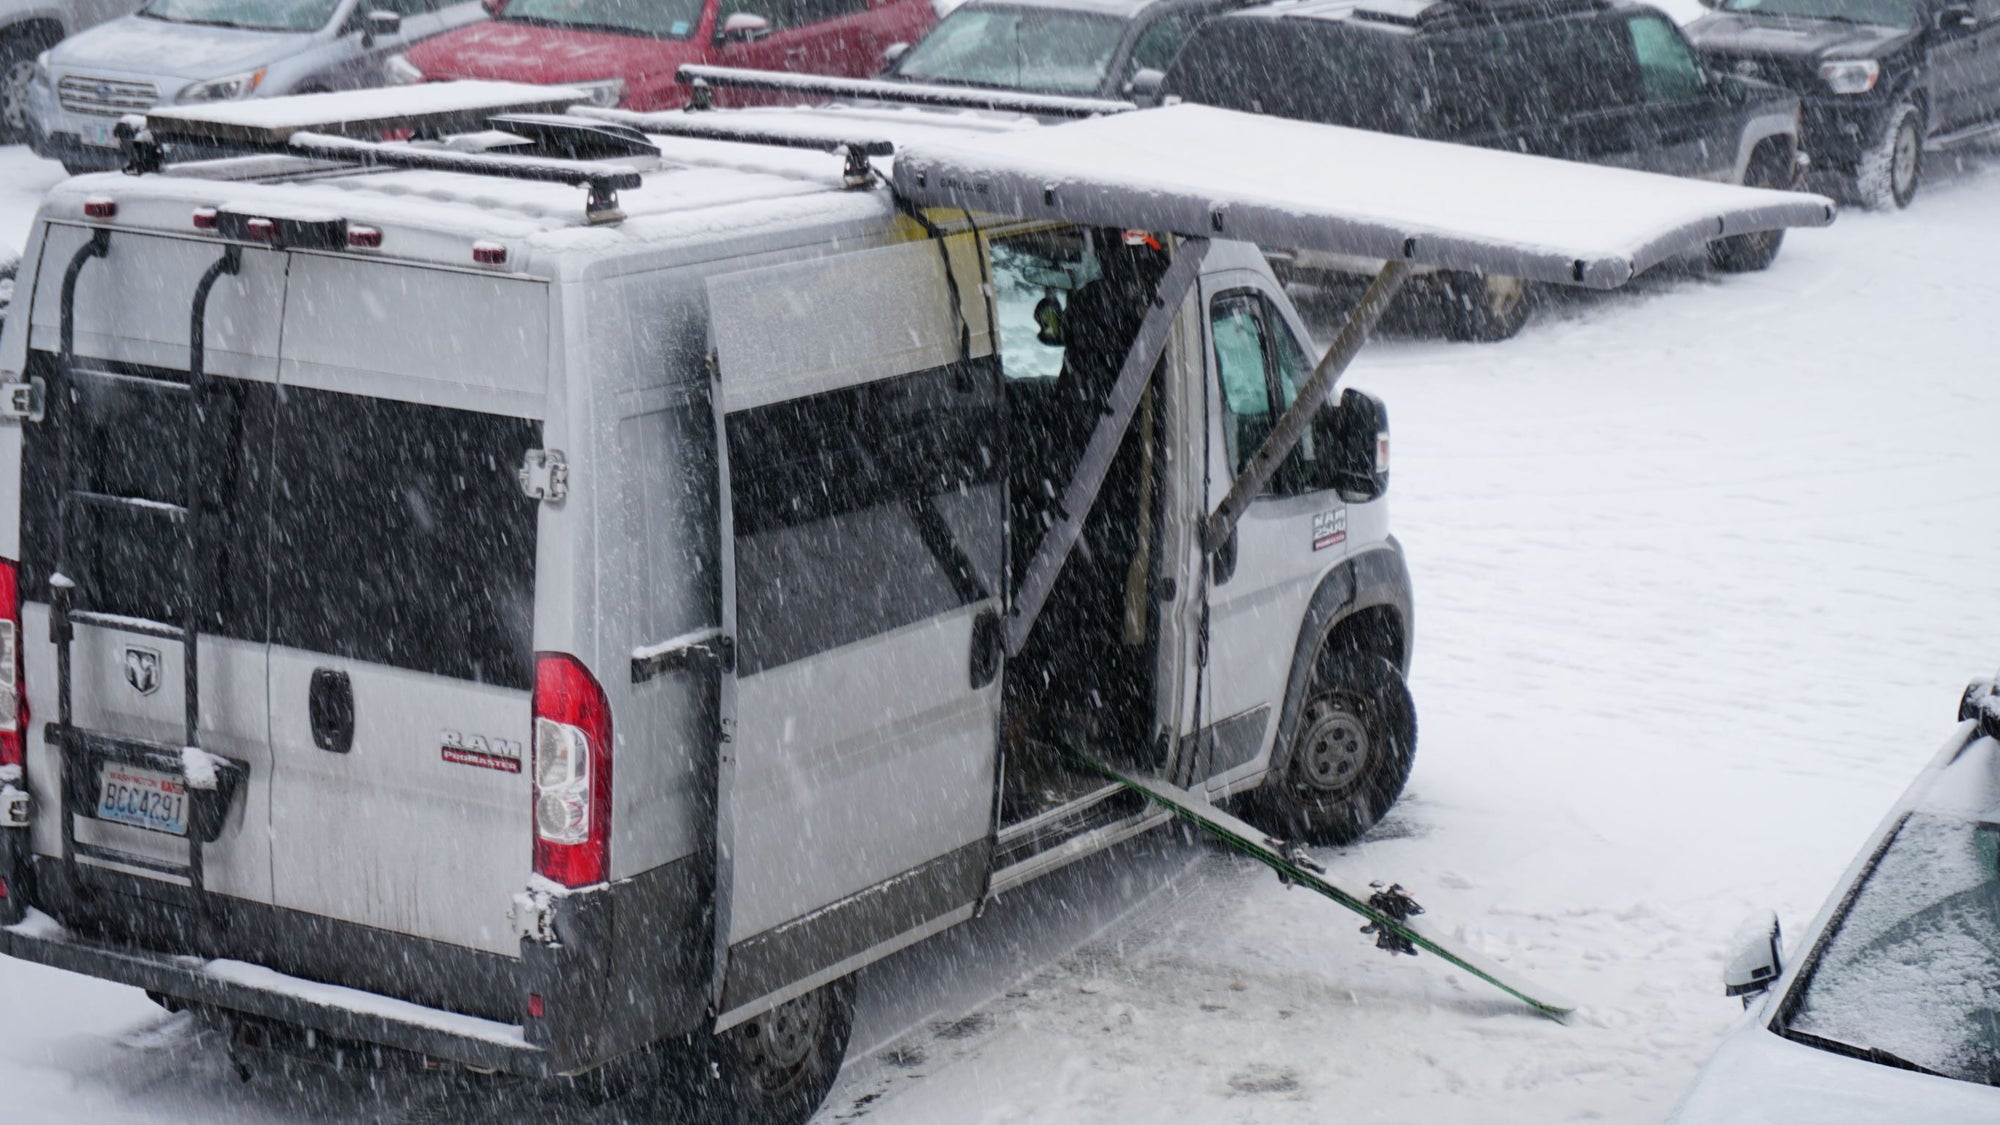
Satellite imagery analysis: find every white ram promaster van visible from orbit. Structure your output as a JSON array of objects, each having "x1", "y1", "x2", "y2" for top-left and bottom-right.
[{"x1": 0, "y1": 76, "x2": 1832, "y2": 1122}]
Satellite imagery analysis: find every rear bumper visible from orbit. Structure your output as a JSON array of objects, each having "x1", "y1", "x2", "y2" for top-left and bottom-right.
[{"x1": 0, "y1": 908, "x2": 556, "y2": 1075}]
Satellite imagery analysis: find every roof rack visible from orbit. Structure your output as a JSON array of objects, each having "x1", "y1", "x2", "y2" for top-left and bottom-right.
[
  {"x1": 128, "y1": 83, "x2": 653, "y2": 223},
  {"x1": 675, "y1": 65, "x2": 1134, "y2": 119},
  {"x1": 574, "y1": 105, "x2": 895, "y2": 187}
]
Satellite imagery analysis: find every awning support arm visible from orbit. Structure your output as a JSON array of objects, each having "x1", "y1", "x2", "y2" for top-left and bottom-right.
[
  {"x1": 1004, "y1": 237, "x2": 1212, "y2": 658},
  {"x1": 1201, "y1": 259, "x2": 1410, "y2": 552}
]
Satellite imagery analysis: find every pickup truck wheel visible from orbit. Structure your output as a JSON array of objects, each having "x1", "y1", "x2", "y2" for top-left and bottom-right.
[
  {"x1": 703, "y1": 977, "x2": 856, "y2": 1125},
  {"x1": 1852, "y1": 99, "x2": 1922, "y2": 210},
  {"x1": 1708, "y1": 149, "x2": 1790, "y2": 273},
  {"x1": 1260, "y1": 651, "x2": 1416, "y2": 846},
  {"x1": 1439, "y1": 272, "x2": 1531, "y2": 342},
  {"x1": 0, "y1": 30, "x2": 56, "y2": 145}
]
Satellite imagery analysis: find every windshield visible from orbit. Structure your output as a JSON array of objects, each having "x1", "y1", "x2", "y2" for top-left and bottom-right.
[
  {"x1": 1719, "y1": 0, "x2": 1922, "y2": 31},
  {"x1": 140, "y1": 0, "x2": 344, "y2": 33},
  {"x1": 502, "y1": 0, "x2": 706, "y2": 38},
  {"x1": 893, "y1": 5, "x2": 1129, "y2": 97},
  {"x1": 1781, "y1": 812, "x2": 2000, "y2": 1086}
]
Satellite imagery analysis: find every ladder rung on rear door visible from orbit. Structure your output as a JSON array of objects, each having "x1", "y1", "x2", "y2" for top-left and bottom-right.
[
  {"x1": 71, "y1": 491, "x2": 189, "y2": 521},
  {"x1": 65, "y1": 610, "x2": 189, "y2": 643}
]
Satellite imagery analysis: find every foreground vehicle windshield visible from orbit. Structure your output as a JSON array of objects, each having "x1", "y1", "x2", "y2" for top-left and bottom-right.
[
  {"x1": 141, "y1": 0, "x2": 344, "y2": 32},
  {"x1": 1782, "y1": 811, "x2": 2000, "y2": 1086},
  {"x1": 894, "y1": 5, "x2": 1127, "y2": 95},
  {"x1": 1718, "y1": 0, "x2": 1921, "y2": 30},
  {"x1": 502, "y1": 0, "x2": 706, "y2": 38}
]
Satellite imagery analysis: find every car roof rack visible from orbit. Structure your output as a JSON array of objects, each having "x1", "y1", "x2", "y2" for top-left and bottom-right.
[
  {"x1": 573, "y1": 105, "x2": 896, "y2": 187},
  {"x1": 674, "y1": 64, "x2": 1135, "y2": 119}
]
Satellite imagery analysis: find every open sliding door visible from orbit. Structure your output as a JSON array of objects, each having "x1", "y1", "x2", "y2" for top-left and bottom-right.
[{"x1": 708, "y1": 233, "x2": 1004, "y2": 1026}]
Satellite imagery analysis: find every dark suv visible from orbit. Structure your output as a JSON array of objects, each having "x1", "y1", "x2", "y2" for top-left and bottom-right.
[
  {"x1": 1685, "y1": 0, "x2": 1987, "y2": 208},
  {"x1": 1163, "y1": 0, "x2": 1805, "y2": 339}
]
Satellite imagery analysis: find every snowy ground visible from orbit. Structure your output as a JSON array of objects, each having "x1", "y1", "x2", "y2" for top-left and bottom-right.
[{"x1": 3, "y1": 141, "x2": 1999, "y2": 1123}]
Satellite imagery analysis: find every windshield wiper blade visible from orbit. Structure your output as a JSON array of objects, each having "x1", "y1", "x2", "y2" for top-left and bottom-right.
[{"x1": 1780, "y1": 1027, "x2": 1955, "y2": 1080}]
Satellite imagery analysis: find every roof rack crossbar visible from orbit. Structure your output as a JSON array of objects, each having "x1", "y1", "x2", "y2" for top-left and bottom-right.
[
  {"x1": 674, "y1": 64, "x2": 1135, "y2": 119},
  {"x1": 285, "y1": 132, "x2": 642, "y2": 222},
  {"x1": 573, "y1": 106, "x2": 893, "y2": 187}
]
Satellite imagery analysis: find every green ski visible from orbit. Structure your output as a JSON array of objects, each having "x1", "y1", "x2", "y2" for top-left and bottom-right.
[{"x1": 1064, "y1": 741, "x2": 1574, "y2": 1022}]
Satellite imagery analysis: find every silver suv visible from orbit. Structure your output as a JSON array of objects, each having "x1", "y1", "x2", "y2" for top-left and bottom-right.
[
  {"x1": 1, "y1": 0, "x2": 143, "y2": 144},
  {"x1": 23, "y1": 0, "x2": 483, "y2": 172}
]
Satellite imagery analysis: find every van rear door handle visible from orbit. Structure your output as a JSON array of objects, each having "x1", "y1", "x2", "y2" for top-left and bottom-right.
[{"x1": 309, "y1": 669, "x2": 355, "y2": 754}]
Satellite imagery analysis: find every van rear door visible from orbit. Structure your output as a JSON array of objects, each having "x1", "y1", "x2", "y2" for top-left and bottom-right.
[
  {"x1": 262, "y1": 253, "x2": 546, "y2": 957},
  {"x1": 708, "y1": 234, "x2": 1004, "y2": 1025},
  {"x1": 18, "y1": 224, "x2": 282, "y2": 904}
]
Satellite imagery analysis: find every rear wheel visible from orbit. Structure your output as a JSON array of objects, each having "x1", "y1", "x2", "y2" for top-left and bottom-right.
[
  {"x1": 1259, "y1": 651, "x2": 1417, "y2": 846},
  {"x1": 695, "y1": 977, "x2": 856, "y2": 1125},
  {"x1": 1709, "y1": 146, "x2": 1790, "y2": 272},
  {"x1": 1852, "y1": 98, "x2": 1922, "y2": 210},
  {"x1": 1438, "y1": 272, "x2": 1531, "y2": 342}
]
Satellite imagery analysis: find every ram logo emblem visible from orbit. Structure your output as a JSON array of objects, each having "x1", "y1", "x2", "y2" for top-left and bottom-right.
[{"x1": 124, "y1": 647, "x2": 161, "y2": 696}]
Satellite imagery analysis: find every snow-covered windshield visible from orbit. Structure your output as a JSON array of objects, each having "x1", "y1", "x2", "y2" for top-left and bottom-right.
[
  {"x1": 140, "y1": 0, "x2": 343, "y2": 33},
  {"x1": 893, "y1": 5, "x2": 1128, "y2": 96},
  {"x1": 1718, "y1": 0, "x2": 1921, "y2": 31},
  {"x1": 502, "y1": 0, "x2": 705, "y2": 38},
  {"x1": 1784, "y1": 812, "x2": 2000, "y2": 1086}
]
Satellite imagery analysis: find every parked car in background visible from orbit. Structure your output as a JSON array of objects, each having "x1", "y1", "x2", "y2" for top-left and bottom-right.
[
  {"x1": 882, "y1": 0, "x2": 1246, "y2": 103},
  {"x1": 1684, "y1": 0, "x2": 1995, "y2": 209},
  {"x1": 399, "y1": 0, "x2": 937, "y2": 110},
  {"x1": 1, "y1": 0, "x2": 142, "y2": 143},
  {"x1": 24, "y1": 0, "x2": 486, "y2": 173},
  {"x1": 1162, "y1": 0, "x2": 1806, "y2": 339},
  {"x1": 1668, "y1": 674, "x2": 2000, "y2": 1122}
]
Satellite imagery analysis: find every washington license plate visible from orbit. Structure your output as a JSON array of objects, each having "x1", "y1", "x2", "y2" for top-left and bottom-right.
[
  {"x1": 81, "y1": 120, "x2": 119, "y2": 150},
  {"x1": 96, "y1": 763, "x2": 190, "y2": 836}
]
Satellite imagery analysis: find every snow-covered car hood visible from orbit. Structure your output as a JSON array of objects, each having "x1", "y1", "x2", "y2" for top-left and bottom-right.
[
  {"x1": 1683, "y1": 13, "x2": 1916, "y2": 62},
  {"x1": 49, "y1": 15, "x2": 318, "y2": 82},
  {"x1": 1669, "y1": 1020, "x2": 2000, "y2": 1123},
  {"x1": 407, "y1": 20, "x2": 696, "y2": 85}
]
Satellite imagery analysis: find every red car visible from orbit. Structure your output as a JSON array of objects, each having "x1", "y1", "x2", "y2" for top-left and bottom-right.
[{"x1": 402, "y1": 0, "x2": 938, "y2": 110}]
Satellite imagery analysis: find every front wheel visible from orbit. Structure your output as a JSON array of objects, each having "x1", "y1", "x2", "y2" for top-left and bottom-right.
[
  {"x1": 1438, "y1": 272, "x2": 1532, "y2": 342},
  {"x1": 1258, "y1": 651, "x2": 1417, "y2": 846},
  {"x1": 0, "y1": 30, "x2": 55, "y2": 146},
  {"x1": 1851, "y1": 98, "x2": 1922, "y2": 210}
]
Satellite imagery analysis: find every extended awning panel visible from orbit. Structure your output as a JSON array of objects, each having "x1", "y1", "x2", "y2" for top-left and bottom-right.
[{"x1": 892, "y1": 103, "x2": 1835, "y2": 289}]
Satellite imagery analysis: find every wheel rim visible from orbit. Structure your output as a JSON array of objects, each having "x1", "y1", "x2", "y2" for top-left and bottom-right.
[
  {"x1": 735, "y1": 989, "x2": 827, "y2": 1096},
  {"x1": 1484, "y1": 275, "x2": 1526, "y2": 320},
  {"x1": 1293, "y1": 696, "x2": 1373, "y2": 798},
  {"x1": 1892, "y1": 120, "x2": 1920, "y2": 199},
  {"x1": 1, "y1": 59, "x2": 33, "y2": 133}
]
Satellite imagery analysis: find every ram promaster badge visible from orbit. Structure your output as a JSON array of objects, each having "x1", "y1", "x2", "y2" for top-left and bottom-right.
[{"x1": 0, "y1": 75, "x2": 1831, "y2": 1122}]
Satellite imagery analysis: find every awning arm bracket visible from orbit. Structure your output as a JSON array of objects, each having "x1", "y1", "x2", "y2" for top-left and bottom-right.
[
  {"x1": 1200, "y1": 259, "x2": 1410, "y2": 552},
  {"x1": 1004, "y1": 237, "x2": 1212, "y2": 658}
]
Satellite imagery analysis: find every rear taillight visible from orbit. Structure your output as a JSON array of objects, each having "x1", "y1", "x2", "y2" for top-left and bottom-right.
[
  {"x1": 0, "y1": 560, "x2": 24, "y2": 770},
  {"x1": 531, "y1": 653, "x2": 611, "y2": 887}
]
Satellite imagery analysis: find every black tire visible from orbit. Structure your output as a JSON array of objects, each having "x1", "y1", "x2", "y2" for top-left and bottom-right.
[
  {"x1": 694, "y1": 977, "x2": 856, "y2": 1125},
  {"x1": 1709, "y1": 147, "x2": 1790, "y2": 273},
  {"x1": 0, "y1": 26, "x2": 57, "y2": 145},
  {"x1": 1851, "y1": 98, "x2": 1922, "y2": 210},
  {"x1": 1438, "y1": 272, "x2": 1531, "y2": 342},
  {"x1": 1259, "y1": 651, "x2": 1417, "y2": 846}
]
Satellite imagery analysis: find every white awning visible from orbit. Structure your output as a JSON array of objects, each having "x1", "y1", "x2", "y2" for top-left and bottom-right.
[{"x1": 891, "y1": 103, "x2": 1835, "y2": 288}]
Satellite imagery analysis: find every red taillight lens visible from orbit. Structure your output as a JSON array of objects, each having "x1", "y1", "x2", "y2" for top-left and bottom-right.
[
  {"x1": 82, "y1": 197, "x2": 116, "y2": 219},
  {"x1": 0, "y1": 559, "x2": 25, "y2": 770},
  {"x1": 347, "y1": 225, "x2": 382, "y2": 249},
  {"x1": 531, "y1": 653, "x2": 610, "y2": 887},
  {"x1": 472, "y1": 241, "x2": 507, "y2": 266},
  {"x1": 246, "y1": 217, "x2": 278, "y2": 241},
  {"x1": 192, "y1": 207, "x2": 219, "y2": 231}
]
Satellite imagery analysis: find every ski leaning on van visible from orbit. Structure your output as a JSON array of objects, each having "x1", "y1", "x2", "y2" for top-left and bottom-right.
[{"x1": 0, "y1": 67, "x2": 1829, "y2": 1124}]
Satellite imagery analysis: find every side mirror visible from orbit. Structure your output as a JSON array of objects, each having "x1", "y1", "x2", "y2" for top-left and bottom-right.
[
  {"x1": 882, "y1": 41, "x2": 910, "y2": 68},
  {"x1": 361, "y1": 8, "x2": 402, "y2": 45},
  {"x1": 1124, "y1": 66, "x2": 1166, "y2": 106},
  {"x1": 718, "y1": 11, "x2": 772, "y2": 44},
  {"x1": 1961, "y1": 675, "x2": 2000, "y2": 738},
  {"x1": 1723, "y1": 911, "x2": 1783, "y2": 1007},
  {"x1": 1318, "y1": 387, "x2": 1389, "y2": 502},
  {"x1": 1938, "y1": 5, "x2": 1975, "y2": 29}
]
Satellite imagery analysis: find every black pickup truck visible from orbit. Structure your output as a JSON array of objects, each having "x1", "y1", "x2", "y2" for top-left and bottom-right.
[{"x1": 1685, "y1": 0, "x2": 1996, "y2": 208}]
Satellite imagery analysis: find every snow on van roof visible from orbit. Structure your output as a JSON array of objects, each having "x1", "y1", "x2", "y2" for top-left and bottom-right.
[{"x1": 893, "y1": 103, "x2": 1835, "y2": 288}]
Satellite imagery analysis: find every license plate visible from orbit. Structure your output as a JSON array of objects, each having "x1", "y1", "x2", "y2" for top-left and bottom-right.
[
  {"x1": 96, "y1": 763, "x2": 190, "y2": 836},
  {"x1": 81, "y1": 120, "x2": 119, "y2": 149}
]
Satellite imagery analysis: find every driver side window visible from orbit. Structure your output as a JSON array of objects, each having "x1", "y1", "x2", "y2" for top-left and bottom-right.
[{"x1": 1211, "y1": 290, "x2": 1319, "y2": 494}]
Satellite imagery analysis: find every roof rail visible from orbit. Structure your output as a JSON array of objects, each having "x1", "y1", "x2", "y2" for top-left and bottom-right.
[{"x1": 675, "y1": 65, "x2": 1134, "y2": 119}]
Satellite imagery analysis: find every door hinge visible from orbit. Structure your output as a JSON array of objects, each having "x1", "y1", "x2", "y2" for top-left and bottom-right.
[
  {"x1": 1, "y1": 378, "x2": 46, "y2": 423},
  {"x1": 518, "y1": 449, "x2": 568, "y2": 503}
]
